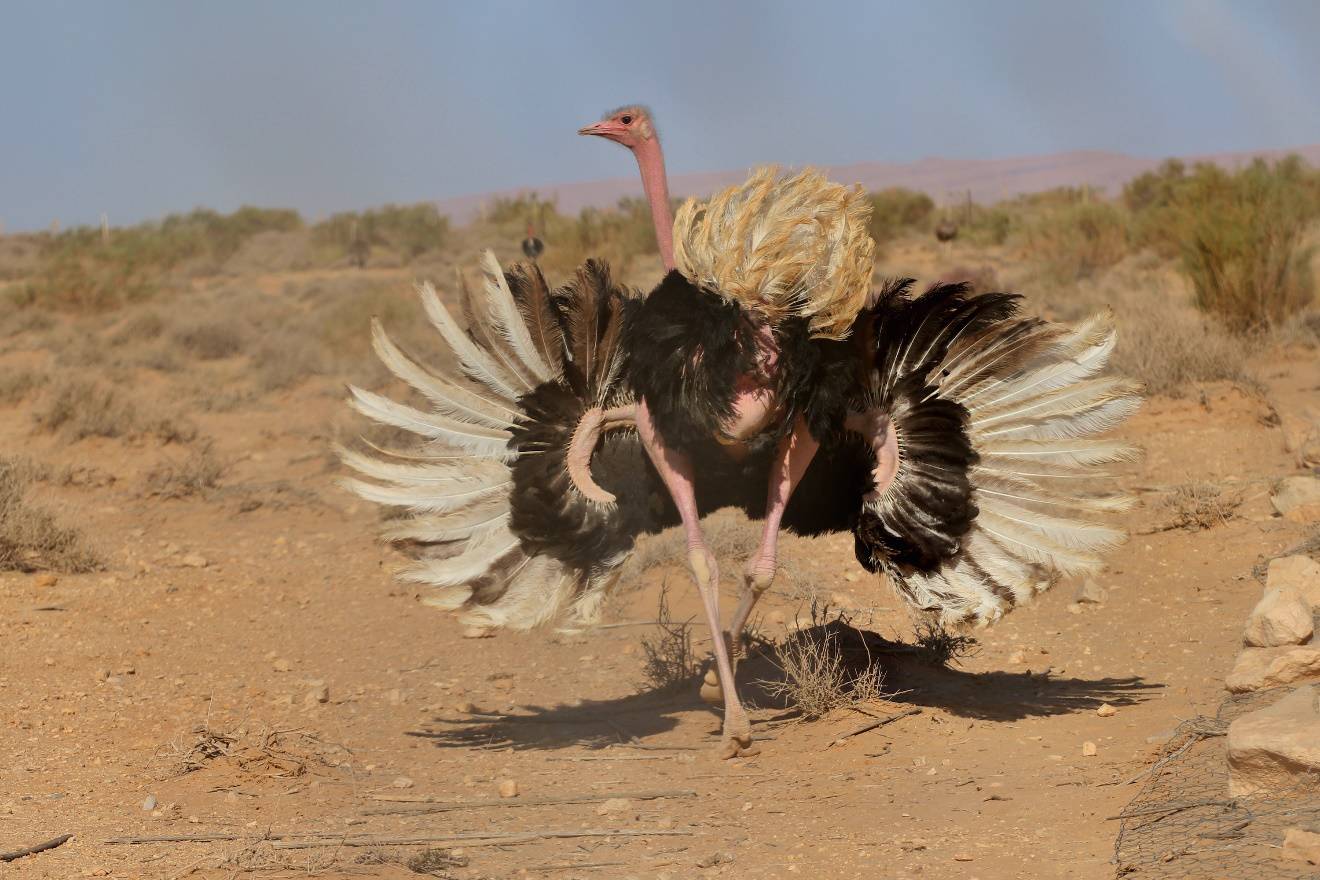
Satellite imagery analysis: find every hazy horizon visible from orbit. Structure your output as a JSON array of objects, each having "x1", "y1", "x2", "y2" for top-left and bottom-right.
[{"x1": 4, "y1": 0, "x2": 1320, "y2": 232}]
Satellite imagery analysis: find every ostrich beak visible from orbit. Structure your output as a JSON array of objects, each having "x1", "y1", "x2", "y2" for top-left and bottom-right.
[{"x1": 577, "y1": 121, "x2": 609, "y2": 137}]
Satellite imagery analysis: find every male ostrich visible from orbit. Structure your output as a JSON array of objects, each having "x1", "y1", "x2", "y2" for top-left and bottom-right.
[
  {"x1": 521, "y1": 224, "x2": 544, "y2": 261},
  {"x1": 342, "y1": 106, "x2": 1141, "y2": 757},
  {"x1": 935, "y1": 220, "x2": 959, "y2": 243}
]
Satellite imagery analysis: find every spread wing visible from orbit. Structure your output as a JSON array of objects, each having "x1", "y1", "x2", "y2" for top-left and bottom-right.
[
  {"x1": 340, "y1": 252, "x2": 666, "y2": 630},
  {"x1": 851, "y1": 281, "x2": 1141, "y2": 626}
]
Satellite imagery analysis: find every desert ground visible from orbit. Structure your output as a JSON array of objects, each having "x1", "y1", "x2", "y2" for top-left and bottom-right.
[{"x1": 2, "y1": 196, "x2": 1319, "y2": 880}]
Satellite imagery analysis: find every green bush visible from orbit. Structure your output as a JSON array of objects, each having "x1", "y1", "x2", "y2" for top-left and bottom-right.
[
  {"x1": 1126, "y1": 158, "x2": 1318, "y2": 331},
  {"x1": 1023, "y1": 199, "x2": 1129, "y2": 282},
  {"x1": 868, "y1": 188, "x2": 935, "y2": 244}
]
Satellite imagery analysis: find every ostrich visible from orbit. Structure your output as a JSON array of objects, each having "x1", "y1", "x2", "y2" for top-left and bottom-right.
[
  {"x1": 342, "y1": 107, "x2": 1141, "y2": 757},
  {"x1": 935, "y1": 220, "x2": 959, "y2": 243},
  {"x1": 521, "y1": 224, "x2": 544, "y2": 261}
]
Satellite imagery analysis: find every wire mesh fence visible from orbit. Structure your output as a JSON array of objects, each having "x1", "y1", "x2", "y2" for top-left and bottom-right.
[{"x1": 1114, "y1": 687, "x2": 1320, "y2": 878}]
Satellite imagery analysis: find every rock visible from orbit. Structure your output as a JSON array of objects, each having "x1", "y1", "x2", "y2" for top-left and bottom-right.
[
  {"x1": 596, "y1": 797, "x2": 632, "y2": 815},
  {"x1": 1082, "y1": 741, "x2": 1098, "y2": 757},
  {"x1": 1097, "y1": 703, "x2": 1117, "y2": 717},
  {"x1": 695, "y1": 851, "x2": 736, "y2": 868},
  {"x1": 1226, "y1": 646, "x2": 1320, "y2": 693},
  {"x1": 497, "y1": 778, "x2": 518, "y2": 798},
  {"x1": 1075, "y1": 580, "x2": 1107, "y2": 604},
  {"x1": 462, "y1": 626, "x2": 494, "y2": 639},
  {"x1": 1267, "y1": 556, "x2": 1320, "y2": 608},
  {"x1": 34, "y1": 573, "x2": 58, "y2": 588},
  {"x1": 304, "y1": 684, "x2": 329, "y2": 706},
  {"x1": 391, "y1": 777, "x2": 414, "y2": 789},
  {"x1": 1272, "y1": 476, "x2": 1320, "y2": 524},
  {"x1": 1243, "y1": 588, "x2": 1314, "y2": 647},
  {"x1": 179, "y1": 554, "x2": 209, "y2": 569},
  {"x1": 142, "y1": 795, "x2": 157, "y2": 811},
  {"x1": 272, "y1": 658, "x2": 292, "y2": 672},
  {"x1": 1280, "y1": 410, "x2": 1320, "y2": 466},
  {"x1": 1282, "y1": 828, "x2": 1320, "y2": 865},
  {"x1": 1227, "y1": 685, "x2": 1320, "y2": 796}
]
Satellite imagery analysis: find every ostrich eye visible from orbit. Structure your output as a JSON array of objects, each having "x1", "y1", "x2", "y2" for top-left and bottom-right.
[{"x1": 620, "y1": 115, "x2": 632, "y2": 124}]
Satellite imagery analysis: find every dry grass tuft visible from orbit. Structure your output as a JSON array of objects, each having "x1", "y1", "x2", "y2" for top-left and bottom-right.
[
  {"x1": 912, "y1": 621, "x2": 980, "y2": 666},
  {"x1": 159, "y1": 719, "x2": 349, "y2": 780},
  {"x1": 0, "y1": 456, "x2": 99, "y2": 572},
  {"x1": 761, "y1": 604, "x2": 888, "y2": 719},
  {"x1": 0, "y1": 367, "x2": 47, "y2": 405},
  {"x1": 171, "y1": 317, "x2": 247, "y2": 360},
  {"x1": 34, "y1": 376, "x2": 197, "y2": 443},
  {"x1": 639, "y1": 586, "x2": 699, "y2": 692},
  {"x1": 109, "y1": 311, "x2": 166, "y2": 347},
  {"x1": 145, "y1": 441, "x2": 228, "y2": 498},
  {"x1": 1158, "y1": 481, "x2": 1244, "y2": 531}
]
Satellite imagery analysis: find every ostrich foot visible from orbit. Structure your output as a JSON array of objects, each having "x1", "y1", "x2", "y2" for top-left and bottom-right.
[{"x1": 718, "y1": 704, "x2": 756, "y2": 759}]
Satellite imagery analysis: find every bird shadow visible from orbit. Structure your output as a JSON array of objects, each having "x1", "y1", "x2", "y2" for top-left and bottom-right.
[{"x1": 409, "y1": 622, "x2": 1160, "y2": 752}]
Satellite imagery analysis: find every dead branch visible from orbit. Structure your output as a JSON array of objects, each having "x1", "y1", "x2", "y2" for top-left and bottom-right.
[
  {"x1": 270, "y1": 829, "x2": 692, "y2": 850},
  {"x1": 364, "y1": 788, "x2": 696, "y2": 814},
  {"x1": 826, "y1": 706, "x2": 921, "y2": 748},
  {"x1": 1, "y1": 834, "x2": 73, "y2": 862}
]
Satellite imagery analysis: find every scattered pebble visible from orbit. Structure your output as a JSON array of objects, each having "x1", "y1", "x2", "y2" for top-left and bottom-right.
[
  {"x1": 142, "y1": 795, "x2": 157, "y2": 811},
  {"x1": 497, "y1": 778, "x2": 519, "y2": 798},
  {"x1": 392, "y1": 777, "x2": 414, "y2": 789},
  {"x1": 179, "y1": 554, "x2": 209, "y2": 569},
  {"x1": 462, "y1": 626, "x2": 494, "y2": 639},
  {"x1": 304, "y1": 684, "x2": 330, "y2": 706},
  {"x1": 1082, "y1": 741, "x2": 1098, "y2": 757},
  {"x1": 696, "y1": 851, "x2": 736, "y2": 868},
  {"x1": 1097, "y1": 704, "x2": 1117, "y2": 717},
  {"x1": 272, "y1": 658, "x2": 292, "y2": 672},
  {"x1": 953, "y1": 854, "x2": 974, "y2": 862}
]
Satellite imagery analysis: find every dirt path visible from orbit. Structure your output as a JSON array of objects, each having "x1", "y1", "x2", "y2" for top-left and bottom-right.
[{"x1": 2, "y1": 331, "x2": 1317, "y2": 879}]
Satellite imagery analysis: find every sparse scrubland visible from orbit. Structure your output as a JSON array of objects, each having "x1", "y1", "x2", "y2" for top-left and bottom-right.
[{"x1": 2, "y1": 158, "x2": 1320, "y2": 880}]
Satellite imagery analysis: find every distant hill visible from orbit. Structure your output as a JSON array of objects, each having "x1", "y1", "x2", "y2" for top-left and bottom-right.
[{"x1": 437, "y1": 144, "x2": 1320, "y2": 222}]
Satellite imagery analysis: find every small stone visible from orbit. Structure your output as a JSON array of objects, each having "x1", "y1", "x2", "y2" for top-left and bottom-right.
[
  {"x1": 454, "y1": 701, "x2": 476, "y2": 714},
  {"x1": 272, "y1": 658, "x2": 292, "y2": 672},
  {"x1": 179, "y1": 554, "x2": 209, "y2": 569},
  {"x1": 596, "y1": 797, "x2": 631, "y2": 815},
  {"x1": 1267, "y1": 556, "x2": 1320, "y2": 608},
  {"x1": 1243, "y1": 587, "x2": 1314, "y2": 647},
  {"x1": 304, "y1": 684, "x2": 330, "y2": 706},
  {"x1": 1066, "y1": 603, "x2": 1084, "y2": 615},
  {"x1": 462, "y1": 626, "x2": 494, "y2": 639},
  {"x1": 1228, "y1": 684, "x2": 1320, "y2": 796},
  {"x1": 1075, "y1": 580, "x2": 1107, "y2": 604},
  {"x1": 695, "y1": 851, "x2": 736, "y2": 868},
  {"x1": 1097, "y1": 703, "x2": 1117, "y2": 717},
  {"x1": 1225, "y1": 646, "x2": 1320, "y2": 693},
  {"x1": 34, "y1": 573, "x2": 58, "y2": 588},
  {"x1": 952, "y1": 854, "x2": 974, "y2": 862},
  {"x1": 142, "y1": 795, "x2": 157, "y2": 811},
  {"x1": 1082, "y1": 741, "x2": 1098, "y2": 757},
  {"x1": 1282, "y1": 828, "x2": 1320, "y2": 865},
  {"x1": 843, "y1": 572, "x2": 858, "y2": 583},
  {"x1": 497, "y1": 778, "x2": 518, "y2": 798},
  {"x1": 1271, "y1": 476, "x2": 1320, "y2": 524},
  {"x1": 391, "y1": 777, "x2": 414, "y2": 789}
]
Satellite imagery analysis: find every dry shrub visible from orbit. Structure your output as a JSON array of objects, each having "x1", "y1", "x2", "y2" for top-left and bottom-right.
[
  {"x1": 35, "y1": 376, "x2": 197, "y2": 442},
  {"x1": 0, "y1": 368, "x2": 47, "y2": 405},
  {"x1": 171, "y1": 317, "x2": 247, "y2": 360},
  {"x1": 939, "y1": 264, "x2": 1001, "y2": 293},
  {"x1": 145, "y1": 441, "x2": 227, "y2": 498},
  {"x1": 1023, "y1": 198, "x2": 1129, "y2": 282},
  {"x1": 869, "y1": 187, "x2": 935, "y2": 246},
  {"x1": 0, "y1": 307, "x2": 56, "y2": 337},
  {"x1": 761, "y1": 604, "x2": 888, "y2": 719},
  {"x1": 1159, "y1": 481, "x2": 1243, "y2": 531},
  {"x1": 109, "y1": 310, "x2": 166, "y2": 346},
  {"x1": 1110, "y1": 300, "x2": 1247, "y2": 396},
  {"x1": 639, "y1": 587, "x2": 698, "y2": 691},
  {"x1": 34, "y1": 377, "x2": 137, "y2": 439},
  {"x1": 912, "y1": 621, "x2": 980, "y2": 666},
  {"x1": 159, "y1": 720, "x2": 348, "y2": 779},
  {"x1": 0, "y1": 456, "x2": 98, "y2": 572},
  {"x1": 254, "y1": 334, "x2": 328, "y2": 392}
]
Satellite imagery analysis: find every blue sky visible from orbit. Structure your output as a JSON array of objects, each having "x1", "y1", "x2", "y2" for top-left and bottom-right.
[{"x1": 2, "y1": 0, "x2": 1318, "y2": 231}]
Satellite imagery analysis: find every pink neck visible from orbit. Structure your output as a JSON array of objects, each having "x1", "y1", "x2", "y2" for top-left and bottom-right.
[{"x1": 632, "y1": 138, "x2": 675, "y2": 271}]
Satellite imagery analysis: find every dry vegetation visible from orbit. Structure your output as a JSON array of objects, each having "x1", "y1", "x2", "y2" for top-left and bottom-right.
[{"x1": 0, "y1": 455, "x2": 98, "y2": 572}]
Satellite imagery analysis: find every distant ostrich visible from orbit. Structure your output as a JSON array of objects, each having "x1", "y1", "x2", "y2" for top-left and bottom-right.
[
  {"x1": 342, "y1": 105, "x2": 1141, "y2": 757},
  {"x1": 935, "y1": 220, "x2": 959, "y2": 243},
  {"x1": 521, "y1": 225, "x2": 544, "y2": 261}
]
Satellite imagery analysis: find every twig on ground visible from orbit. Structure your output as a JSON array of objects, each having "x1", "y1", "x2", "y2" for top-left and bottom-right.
[
  {"x1": 270, "y1": 829, "x2": 692, "y2": 850},
  {"x1": 1, "y1": 834, "x2": 73, "y2": 862},
  {"x1": 826, "y1": 707, "x2": 921, "y2": 748},
  {"x1": 363, "y1": 788, "x2": 696, "y2": 815}
]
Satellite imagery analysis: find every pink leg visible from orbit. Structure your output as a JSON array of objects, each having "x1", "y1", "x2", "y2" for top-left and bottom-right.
[
  {"x1": 636, "y1": 399, "x2": 752, "y2": 758},
  {"x1": 728, "y1": 416, "x2": 820, "y2": 651}
]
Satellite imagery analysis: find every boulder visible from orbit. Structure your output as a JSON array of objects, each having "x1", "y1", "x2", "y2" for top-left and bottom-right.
[
  {"x1": 1280, "y1": 410, "x2": 1320, "y2": 467},
  {"x1": 1272, "y1": 476, "x2": 1320, "y2": 524},
  {"x1": 1228, "y1": 685, "x2": 1320, "y2": 797},
  {"x1": 1243, "y1": 588, "x2": 1314, "y2": 647},
  {"x1": 1266, "y1": 556, "x2": 1320, "y2": 609},
  {"x1": 1225, "y1": 646, "x2": 1320, "y2": 693}
]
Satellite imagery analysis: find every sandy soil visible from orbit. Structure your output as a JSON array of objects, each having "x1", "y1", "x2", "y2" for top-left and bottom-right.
[{"x1": 2, "y1": 270, "x2": 1319, "y2": 880}]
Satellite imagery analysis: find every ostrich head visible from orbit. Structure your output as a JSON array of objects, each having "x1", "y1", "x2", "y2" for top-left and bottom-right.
[
  {"x1": 577, "y1": 105, "x2": 656, "y2": 148},
  {"x1": 578, "y1": 105, "x2": 673, "y2": 270}
]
